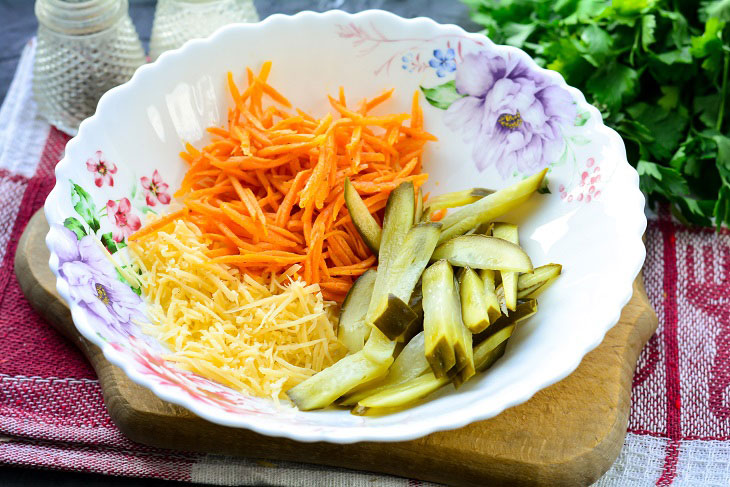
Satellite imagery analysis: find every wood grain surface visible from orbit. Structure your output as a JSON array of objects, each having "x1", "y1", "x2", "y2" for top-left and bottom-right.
[{"x1": 15, "y1": 209, "x2": 657, "y2": 486}]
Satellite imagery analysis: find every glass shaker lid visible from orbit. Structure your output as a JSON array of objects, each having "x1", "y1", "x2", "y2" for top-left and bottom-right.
[{"x1": 35, "y1": 0, "x2": 128, "y2": 35}]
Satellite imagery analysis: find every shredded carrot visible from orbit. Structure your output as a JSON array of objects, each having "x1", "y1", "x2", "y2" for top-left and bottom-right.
[
  {"x1": 430, "y1": 208, "x2": 447, "y2": 222},
  {"x1": 365, "y1": 88, "x2": 395, "y2": 112},
  {"x1": 128, "y1": 208, "x2": 188, "y2": 241},
  {"x1": 133, "y1": 62, "x2": 434, "y2": 302}
]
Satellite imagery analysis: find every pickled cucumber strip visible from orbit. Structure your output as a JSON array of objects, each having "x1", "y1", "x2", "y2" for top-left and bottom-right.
[
  {"x1": 474, "y1": 299, "x2": 538, "y2": 345},
  {"x1": 401, "y1": 287, "x2": 424, "y2": 343},
  {"x1": 371, "y1": 294, "x2": 418, "y2": 340},
  {"x1": 458, "y1": 267, "x2": 491, "y2": 333},
  {"x1": 353, "y1": 372, "x2": 450, "y2": 414},
  {"x1": 341, "y1": 332, "x2": 430, "y2": 406},
  {"x1": 495, "y1": 283, "x2": 509, "y2": 316},
  {"x1": 473, "y1": 324, "x2": 515, "y2": 372},
  {"x1": 338, "y1": 269, "x2": 376, "y2": 353},
  {"x1": 474, "y1": 222, "x2": 494, "y2": 236},
  {"x1": 520, "y1": 277, "x2": 558, "y2": 299},
  {"x1": 492, "y1": 223, "x2": 519, "y2": 311},
  {"x1": 366, "y1": 181, "x2": 415, "y2": 328},
  {"x1": 453, "y1": 301, "x2": 537, "y2": 388},
  {"x1": 425, "y1": 333, "x2": 455, "y2": 378},
  {"x1": 422, "y1": 260, "x2": 461, "y2": 377},
  {"x1": 388, "y1": 223, "x2": 441, "y2": 300},
  {"x1": 286, "y1": 350, "x2": 393, "y2": 410},
  {"x1": 383, "y1": 332, "x2": 430, "y2": 382},
  {"x1": 518, "y1": 263, "x2": 562, "y2": 298},
  {"x1": 438, "y1": 168, "x2": 547, "y2": 244},
  {"x1": 414, "y1": 187, "x2": 423, "y2": 224},
  {"x1": 344, "y1": 178, "x2": 382, "y2": 254},
  {"x1": 432, "y1": 235, "x2": 533, "y2": 273},
  {"x1": 362, "y1": 326, "x2": 398, "y2": 364},
  {"x1": 451, "y1": 274, "x2": 473, "y2": 376},
  {"x1": 503, "y1": 299, "x2": 537, "y2": 324},
  {"x1": 423, "y1": 187, "x2": 493, "y2": 220},
  {"x1": 517, "y1": 264, "x2": 562, "y2": 290},
  {"x1": 478, "y1": 269, "x2": 502, "y2": 324},
  {"x1": 371, "y1": 223, "x2": 441, "y2": 340},
  {"x1": 379, "y1": 181, "x2": 415, "y2": 267},
  {"x1": 288, "y1": 325, "x2": 400, "y2": 410},
  {"x1": 453, "y1": 317, "x2": 475, "y2": 387},
  {"x1": 452, "y1": 325, "x2": 513, "y2": 389},
  {"x1": 485, "y1": 340, "x2": 508, "y2": 369}
]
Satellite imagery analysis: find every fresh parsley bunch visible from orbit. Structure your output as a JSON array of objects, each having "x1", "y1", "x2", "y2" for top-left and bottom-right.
[{"x1": 463, "y1": 0, "x2": 730, "y2": 226}]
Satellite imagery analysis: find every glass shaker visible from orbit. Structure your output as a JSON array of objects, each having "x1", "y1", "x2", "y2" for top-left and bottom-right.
[
  {"x1": 33, "y1": 0, "x2": 146, "y2": 135},
  {"x1": 149, "y1": 0, "x2": 259, "y2": 61}
]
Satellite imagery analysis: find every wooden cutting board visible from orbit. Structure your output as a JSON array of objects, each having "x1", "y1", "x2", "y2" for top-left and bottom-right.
[{"x1": 15, "y1": 209, "x2": 657, "y2": 486}]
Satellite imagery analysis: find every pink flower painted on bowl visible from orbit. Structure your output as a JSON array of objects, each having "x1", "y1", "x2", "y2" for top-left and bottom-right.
[
  {"x1": 106, "y1": 198, "x2": 141, "y2": 242},
  {"x1": 126, "y1": 336, "x2": 278, "y2": 416},
  {"x1": 85, "y1": 150, "x2": 118, "y2": 187},
  {"x1": 444, "y1": 51, "x2": 576, "y2": 178},
  {"x1": 55, "y1": 224, "x2": 146, "y2": 337},
  {"x1": 559, "y1": 158, "x2": 602, "y2": 203},
  {"x1": 141, "y1": 170, "x2": 171, "y2": 206}
]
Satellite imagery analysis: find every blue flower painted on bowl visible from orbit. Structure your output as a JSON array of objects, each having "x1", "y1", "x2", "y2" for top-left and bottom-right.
[
  {"x1": 429, "y1": 48, "x2": 456, "y2": 77},
  {"x1": 401, "y1": 53, "x2": 415, "y2": 72}
]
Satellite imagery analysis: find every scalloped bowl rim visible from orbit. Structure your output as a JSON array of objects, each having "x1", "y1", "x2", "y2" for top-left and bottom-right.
[{"x1": 44, "y1": 9, "x2": 646, "y2": 443}]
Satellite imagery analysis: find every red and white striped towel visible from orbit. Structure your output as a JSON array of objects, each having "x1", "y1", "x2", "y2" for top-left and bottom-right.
[{"x1": 1, "y1": 40, "x2": 728, "y2": 486}]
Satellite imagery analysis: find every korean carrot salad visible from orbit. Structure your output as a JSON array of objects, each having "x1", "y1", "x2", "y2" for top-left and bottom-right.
[{"x1": 127, "y1": 62, "x2": 561, "y2": 412}]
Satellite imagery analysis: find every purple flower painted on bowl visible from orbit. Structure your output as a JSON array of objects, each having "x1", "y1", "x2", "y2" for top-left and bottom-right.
[
  {"x1": 445, "y1": 51, "x2": 576, "y2": 177},
  {"x1": 54, "y1": 225, "x2": 146, "y2": 337},
  {"x1": 429, "y1": 48, "x2": 456, "y2": 78}
]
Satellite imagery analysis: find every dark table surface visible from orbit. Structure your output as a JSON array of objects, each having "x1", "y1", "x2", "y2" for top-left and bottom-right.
[{"x1": 0, "y1": 1, "x2": 477, "y2": 485}]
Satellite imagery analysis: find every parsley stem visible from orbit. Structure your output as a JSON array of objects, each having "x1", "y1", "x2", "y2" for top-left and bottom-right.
[
  {"x1": 629, "y1": 27, "x2": 640, "y2": 66},
  {"x1": 717, "y1": 51, "x2": 729, "y2": 132}
]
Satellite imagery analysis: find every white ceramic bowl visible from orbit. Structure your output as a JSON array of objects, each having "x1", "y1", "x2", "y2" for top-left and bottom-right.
[{"x1": 45, "y1": 9, "x2": 646, "y2": 443}]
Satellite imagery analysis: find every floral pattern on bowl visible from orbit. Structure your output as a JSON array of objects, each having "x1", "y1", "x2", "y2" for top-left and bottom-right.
[
  {"x1": 45, "y1": 10, "x2": 646, "y2": 443},
  {"x1": 442, "y1": 51, "x2": 577, "y2": 177},
  {"x1": 337, "y1": 19, "x2": 606, "y2": 197}
]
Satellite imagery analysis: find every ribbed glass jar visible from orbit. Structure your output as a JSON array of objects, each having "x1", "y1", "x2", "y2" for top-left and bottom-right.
[
  {"x1": 149, "y1": 0, "x2": 258, "y2": 61},
  {"x1": 33, "y1": 0, "x2": 146, "y2": 135}
]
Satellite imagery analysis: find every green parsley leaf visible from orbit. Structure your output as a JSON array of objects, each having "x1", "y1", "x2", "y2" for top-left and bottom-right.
[
  {"x1": 564, "y1": 0, "x2": 611, "y2": 24},
  {"x1": 713, "y1": 134, "x2": 730, "y2": 184},
  {"x1": 653, "y1": 48, "x2": 693, "y2": 65},
  {"x1": 581, "y1": 24, "x2": 613, "y2": 61},
  {"x1": 637, "y1": 160, "x2": 690, "y2": 195},
  {"x1": 502, "y1": 22, "x2": 536, "y2": 48},
  {"x1": 676, "y1": 196, "x2": 714, "y2": 226},
  {"x1": 691, "y1": 17, "x2": 726, "y2": 58},
  {"x1": 586, "y1": 62, "x2": 639, "y2": 110},
  {"x1": 627, "y1": 103, "x2": 688, "y2": 160},
  {"x1": 658, "y1": 85, "x2": 680, "y2": 110},
  {"x1": 544, "y1": 37, "x2": 595, "y2": 85},
  {"x1": 714, "y1": 185, "x2": 730, "y2": 227},
  {"x1": 657, "y1": 8, "x2": 690, "y2": 49},
  {"x1": 695, "y1": 94, "x2": 721, "y2": 128},
  {"x1": 465, "y1": 0, "x2": 730, "y2": 228},
  {"x1": 701, "y1": 0, "x2": 730, "y2": 22},
  {"x1": 641, "y1": 14, "x2": 657, "y2": 51}
]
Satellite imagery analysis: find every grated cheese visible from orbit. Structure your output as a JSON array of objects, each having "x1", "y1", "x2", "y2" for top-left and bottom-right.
[{"x1": 128, "y1": 220, "x2": 346, "y2": 401}]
